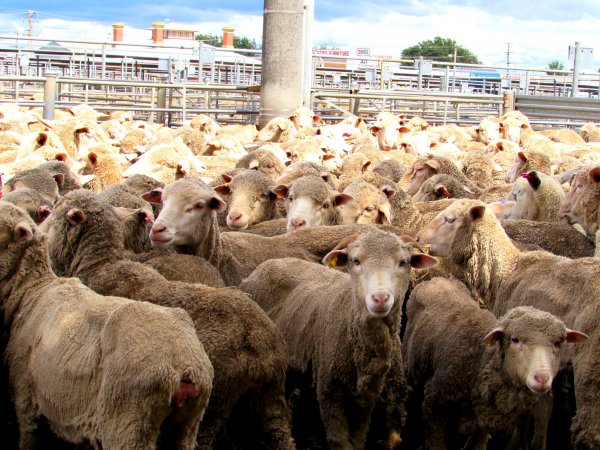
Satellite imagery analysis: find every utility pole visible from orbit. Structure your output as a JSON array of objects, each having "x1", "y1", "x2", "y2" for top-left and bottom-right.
[
  {"x1": 505, "y1": 42, "x2": 512, "y2": 89},
  {"x1": 571, "y1": 41, "x2": 581, "y2": 98},
  {"x1": 27, "y1": 10, "x2": 35, "y2": 50}
]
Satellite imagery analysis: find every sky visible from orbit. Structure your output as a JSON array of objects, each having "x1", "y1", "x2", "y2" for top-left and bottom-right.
[{"x1": 1, "y1": 1, "x2": 599, "y2": 72}]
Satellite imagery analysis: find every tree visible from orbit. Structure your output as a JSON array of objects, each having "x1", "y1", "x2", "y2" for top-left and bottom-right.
[
  {"x1": 401, "y1": 37, "x2": 481, "y2": 64},
  {"x1": 195, "y1": 33, "x2": 260, "y2": 50},
  {"x1": 547, "y1": 60, "x2": 565, "y2": 75}
]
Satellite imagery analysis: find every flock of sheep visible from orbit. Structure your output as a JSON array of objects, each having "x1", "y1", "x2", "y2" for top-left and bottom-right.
[{"x1": 0, "y1": 99, "x2": 600, "y2": 450}]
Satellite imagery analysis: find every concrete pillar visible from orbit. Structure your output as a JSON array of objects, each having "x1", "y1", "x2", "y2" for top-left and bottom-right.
[
  {"x1": 222, "y1": 26, "x2": 235, "y2": 48},
  {"x1": 571, "y1": 41, "x2": 581, "y2": 98},
  {"x1": 302, "y1": 0, "x2": 314, "y2": 107},
  {"x1": 152, "y1": 22, "x2": 165, "y2": 45},
  {"x1": 259, "y1": 0, "x2": 304, "y2": 128},
  {"x1": 43, "y1": 74, "x2": 58, "y2": 120}
]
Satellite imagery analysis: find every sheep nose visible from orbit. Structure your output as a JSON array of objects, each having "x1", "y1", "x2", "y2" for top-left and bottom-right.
[
  {"x1": 371, "y1": 293, "x2": 390, "y2": 307},
  {"x1": 228, "y1": 211, "x2": 243, "y2": 223},
  {"x1": 291, "y1": 218, "x2": 306, "y2": 229},
  {"x1": 151, "y1": 224, "x2": 167, "y2": 234},
  {"x1": 534, "y1": 372, "x2": 550, "y2": 385}
]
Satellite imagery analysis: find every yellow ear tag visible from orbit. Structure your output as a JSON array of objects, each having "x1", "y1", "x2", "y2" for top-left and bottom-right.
[
  {"x1": 223, "y1": 182, "x2": 230, "y2": 187},
  {"x1": 327, "y1": 255, "x2": 338, "y2": 269}
]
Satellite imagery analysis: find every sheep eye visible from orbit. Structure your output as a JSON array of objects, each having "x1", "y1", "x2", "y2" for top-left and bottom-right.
[
  {"x1": 351, "y1": 257, "x2": 360, "y2": 266},
  {"x1": 554, "y1": 339, "x2": 563, "y2": 347},
  {"x1": 510, "y1": 336, "x2": 520, "y2": 344},
  {"x1": 365, "y1": 206, "x2": 375, "y2": 212},
  {"x1": 322, "y1": 203, "x2": 330, "y2": 210},
  {"x1": 445, "y1": 216, "x2": 455, "y2": 224},
  {"x1": 399, "y1": 259, "x2": 409, "y2": 266},
  {"x1": 287, "y1": 195, "x2": 294, "y2": 202}
]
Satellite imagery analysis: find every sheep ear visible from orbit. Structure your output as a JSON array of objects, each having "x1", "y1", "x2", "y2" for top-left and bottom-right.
[
  {"x1": 588, "y1": 167, "x2": 600, "y2": 183},
  {"x1": 66, "y1": 208, "x2": 86, "y2": 225},
  {"x1": 14, "y1": 221, "x2": 33, "y2": 242},
  {"x1": 435, "y1": 184, "x2": 451, "y2": 197},
  {"x1": 566, "y1": 329, "x2": 588, "y2": 344},
  {"x1": 142, "y1": 189, "x2": 163, "y2": 205},
  {"x1": 332, "y1": 193, "x2": 353, "y2": 207},
  {"x1": 525, "y1": 171, "x2": 541, "y2": 190},
  {"x1": 376, "y1": 204, "x2": 392, "y2": 224},
  {"x1": 484, "y1": 327, "x2": 505, "y2": 346},
  {"x1": 208, "y1": 196, "x2": 227, "y2": 213},
  {"x1": 52, "y1": 173, "x2": 65, "y2": 186},
  {"x1": 176, "y1": 162, "x2": 190, "y2": 179},
  {"x1": 469, "y1": 205, "x2": 486, "y2": 222},
  {"x1": 313, "y1": 115, "x2": 321, "y2": 123},
  {"x1": 112, "y1": 206, "x2": 138, "y2": 221},
  {"x1": 55, "y1": 153, "x2": 68, "y2": 162},
  {"x1": 248, "y1": 160, "x2": 260, "y2": 170},
  {"x1": 39, "y1": 205, "x2": 52, "y2": 221},
  {"x1": 221, "y1": 173, "x2": 233, "y2": 183},
  {"x1": 517, "y1": 152, "x2": 527, "y2": 163},
  {"x1": 370, "y1": 125, "x2": 381, "y2": 134},
  {"x1": 214, "y1": 185, "x2": 231, "y2": 196},
  {"x1": 272, "y1": 185, "x2": 289, "y2": 200},
  {"x1": 425, "y1": 159, "x2": 441, "y2": 171},
  {"x1": 382, "y1": 185, "x2": 395, "y2": 198},
  {"x1": 362, "y1": 161, "x2": 372, "y2": 172},
  {"x1": 88, "y1": 152, "x2": 98, "y2": 167},
  {"x1": 487, "y1": 200, "x2": 515, "y2": 218},
  {"x1": 322, "y1": 248, "x2": 349, "y2": 268},
  {"x1": 410, "y1": 253, "x2": 438, "y2": 269},
  {"x1": 400, "y1": 126, "x2": 411, "y2": 134}
]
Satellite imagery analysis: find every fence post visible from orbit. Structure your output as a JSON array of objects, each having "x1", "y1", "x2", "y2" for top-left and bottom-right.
[
  {"x1": 43, "y1": 73, "x2": 58, "y2": 120},
  {"x1": 156, "y1": 77, "x2": 167, "y2": 124},
  {"x1": 503, "y1": 90, "x2": 515, "y2": 114}
]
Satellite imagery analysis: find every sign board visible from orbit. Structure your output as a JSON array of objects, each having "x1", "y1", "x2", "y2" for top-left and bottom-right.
[
  {"x1": 568, "y1": 46, "x2": 594, "y2": 69},
  {"x1": 200, "y1": 46, "x2": 216, "y2": 65},
  {"x1": 469, "y1": 71, "x2": 501, "y2": 79},
  {"x1": 313, "y1": 49, "x2": 351, "y2": 57},
  {"x1": 355, "y1": 47, "x2": 371, "y2": 57}
]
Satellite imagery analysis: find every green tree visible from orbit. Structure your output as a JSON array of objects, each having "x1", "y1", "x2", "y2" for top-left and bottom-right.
[
  {"x1": 401, "y1": 37, "x2": 481, "y2": 64},
  {"x1": 195, "y1": 33, "x2": 260, "y2": 50},
  {"x1": 547, "y1": 60, "x2": 564, "y2": 75}
]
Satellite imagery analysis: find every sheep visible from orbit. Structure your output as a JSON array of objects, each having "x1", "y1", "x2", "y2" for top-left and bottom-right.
[
  {"x1": 190, "y1": 114, "x2": 221, "y2": 135},
  {"x1": 214, "y1": 123, "x2": 258, "y2": 145},
  {"x1": 539, "y1": 128, "x2": 586, "y2": 145},
  {"x1": 411, "y1": 173, "x2": 477, "y2": 202},
  {"x1": 370, "y1": 118, "x2": 409, "y2": 151},
  {"x1": 256, "y1": 116, "x2": 298, "y2": 143},
  {"x1": 2, "y1": 188, "x2": 53, "y2": 224},
  {"x1": 460, "y1": 150, "x2": 498, "y2": 188},
  {"x1": 122, "y1": 140, "x2": 205, "y2": 184},
  {"x1": 15, "y1": 129, "x2": 66, "y2": 160},
  {"x1": 201, "y1": 134, "x2": 247, "y2": 159},
  {"x1": 176, "y1": 125, "x2": 207, "y2": 155},
  {"x1": 118, "y1": 127, "x2": 153, "y2": 155},
  {"x1": 272, "y1": 175, "x2": 353, "y2": 232},
  {"x1": 579, "y1": 123, "x2": 600, "y2": 142},
  {"x1": 3, "y1": 165, "x2": 65, "y2": 203},
  {"x1": 519, "y1": 124, "x2": 561, "y2": 158},
  {"x1": 145, "y1": 178, "x2": 396, "y2": 286},
  {"x1": 213, "y1": 169, "x2": 280, "y2": 230},
  {"x1": 474, "y1": 117, "x2": 501, "y2": 144},
  {"x1": 401, "y1": 153, "x2": 480, "y2": 196},
  {"x1": 338, "y1": 180, "x2": 393, "y2": 225},
  {"x1": 234, "y1": 147, "x2": 286, "y2": 180},
  {"x1": 371, "y1": 158, "x2": 406, "y2": 183},
  {"x1": 0, "y1": 201, "x2": 213, "y2": 450},
  {"x1": 403, "y1": 277, "x2": 587, "y2": 450},
  {"x1": 289, "y1": 106, "x2": 321, "y2": 130},
  {"x1": 81, "y1": 150, "x2": 131, "y2": 193},
  {"x1": 239, "y1": 229, "x2": 438, "y2": 449},
  {"x1": 275, "y1": 160, "x2": 338, "y2": 189},
  {"x1": 559, "y1": 166, "x2": 600, "y2": 238},
  {"x1": 415, "y1": 198, "x2": 600, "y2": 448},
  {"x1": 505, "y1": 150, "x2": 552, "y2": 183},
  {"x1": 42, "y1": 189, "x2": 296, "y2": 450},
  {"x1": 501, "y1": 171, "x2": 565, "y2": 222}
]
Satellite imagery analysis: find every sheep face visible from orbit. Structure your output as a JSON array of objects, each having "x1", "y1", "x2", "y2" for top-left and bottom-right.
[
  {"x1": 339, "y1": 182, "x2": 392, "y2": 225},
  {"x1": 485, "y1": 306, "x2": 587, "y2": 394},
  {"x1": 146, "y1": 179, "x2": 226, "y2": 247},
  {"x1": 503, "y1": 176, "x2": 538, "y2": 220},
  {"x1": 324, "y1": 231, "x2": 437, "y2": 318},
  {"x1": 416, "y1": 199, "x2": 487, "y2": 259},
  {"x1": 499, "y1": 117, "x2": 524, "y2": 144},
  {"x1": 559, "y1": 167, "x2": 600, "y2": 235},
  {"x1": 475, "y1": 118, "x2": 500, "y2": 144},
  {"x1": 405, "y1": 159, "x2": 440, "y2": 196},
  {"x1": 370, "y1": 120, "x2": 405, "y2": 151},
  {"x1": 273, "y1": 176, "x2": 352, "y2": 232},
  {"x1": 214, "y1": 171, "x2": 277, "y2": 231}
]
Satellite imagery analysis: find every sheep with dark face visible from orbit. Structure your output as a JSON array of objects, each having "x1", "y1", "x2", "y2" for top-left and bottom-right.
[
  {"x1": 42, "y1": 189, "x2": 295, "y2": 450},
  {"x1": 239, "y1": 229, "x2": 438, "y2": 449},
  {"x1": 0, "y1": 201, "x2": 213, "y2": 450},
  {"x1": 403, "y1": 277, "x2": 587, "y2": 450}
]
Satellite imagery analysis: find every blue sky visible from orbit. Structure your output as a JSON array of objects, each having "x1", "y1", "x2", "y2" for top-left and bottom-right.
[{"x1": 1, "y1": 1, "x2": 600, "y2": 70}]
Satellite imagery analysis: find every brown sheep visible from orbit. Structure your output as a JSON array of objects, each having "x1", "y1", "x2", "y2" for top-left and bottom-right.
[
  {"x1": 239, "y1": 229, "x2": 438, "y2": 449},
  {"x1": 338, "y1": 180, "x2": 393, "y2": 225},
  {"x1": 42, "y1": 189, "x2": 296, "y2": 450},
  {"x1": 403, "y1": 277, "x2": 587, "y2": 449},
  {"x1": 416, "y1": 199, "x2": 600, "y2": 448},
  {"x1": 0, "y1": 201, "x2": 213, "y2": 450}
]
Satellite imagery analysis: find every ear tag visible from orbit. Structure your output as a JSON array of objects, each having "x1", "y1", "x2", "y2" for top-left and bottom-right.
[{"x1": 327, "y1": 255, "x2": 338, "y2": 269}]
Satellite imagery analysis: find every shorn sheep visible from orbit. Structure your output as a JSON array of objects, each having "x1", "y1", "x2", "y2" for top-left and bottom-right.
[
  {"x1": 416, "y1": 199, "x2": 600, "y2": 448},
  {"x1": 239, "y1": 228, "x2": 438, "y2": 449},
  {"x1": 41, "y1": 189, "x2": 296, "y2": 449},
  {"x1": 403, "y1": 277, "x2": 587, "y2": 450},
  {"x1": 0, "y1": 201, "x2": 213, "y2": 449}
]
